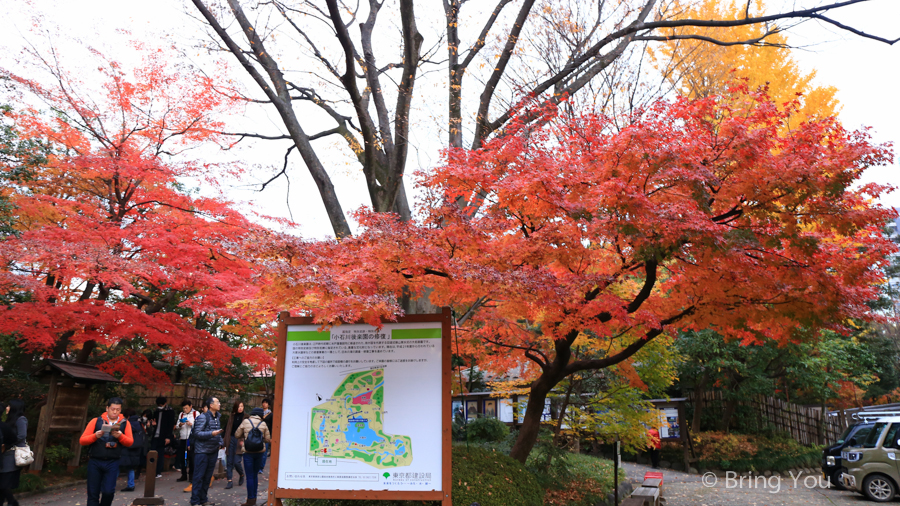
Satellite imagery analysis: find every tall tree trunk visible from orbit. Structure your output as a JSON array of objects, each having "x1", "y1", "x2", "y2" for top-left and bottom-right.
[
  {"x1": 509, "y1": 339, "x2": 574, "y2": 462},
  {"x1": 74, "y1": 283, "x2": 111, "y2": 364},
  {"x1": 721, "y1": 398, "x2": 739, "y2": 433},
  {"x1": 75, "y1": 342, "x2": 96, "y2": 364},
  {"x1": 510, "y1": 378, "x2": 554, "y2": 463}
]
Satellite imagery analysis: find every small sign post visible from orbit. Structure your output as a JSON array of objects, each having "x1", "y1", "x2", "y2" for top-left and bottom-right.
[{"x1": 614, "y1": 440, "x2": 620, "y2": 506}]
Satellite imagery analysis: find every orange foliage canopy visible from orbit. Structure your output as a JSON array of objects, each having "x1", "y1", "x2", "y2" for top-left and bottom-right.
[
  {"x1": 260, "y1": 84, "x2": 895, "y2": 458},
  {"x1": 258, "y1": 86, "x2": 894, "y2": 460},
  {"x1": 268, "y1": 84, "x2": 895, "y2": 363},
  {"x1": 0, "y1": 49, "x2": 272, "y2": 384}
]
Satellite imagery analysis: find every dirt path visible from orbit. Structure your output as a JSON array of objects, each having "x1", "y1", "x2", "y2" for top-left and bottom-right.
[
  {"x1": 20, "y1": 469, "x2": 269, "y2": 506},
  {"x1": 621, "y1": 462, "x2": 886, "y2": 505}
]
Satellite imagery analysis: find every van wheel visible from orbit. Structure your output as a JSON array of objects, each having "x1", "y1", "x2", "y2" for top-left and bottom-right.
[
  {"x1": 863, "y1": 474, "x2": 896, "y2": 502},
  {"x1": 831, "y1": 468, "x2": 846, "y2": 490}
]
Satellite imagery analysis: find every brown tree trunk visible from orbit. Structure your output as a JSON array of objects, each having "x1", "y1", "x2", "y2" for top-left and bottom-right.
[
  {"x1": 75, "y1": 341, "x2": 96, "y2": 364},
  {"x1": 509, "y1": 340, "x2": 573, "y2": 462},
  {"x1": 510, "y1": 379, "x2": 554, "y2": 463},
  {"x1": 721, "y1": 398, "x2": 739, "y2": 433}
]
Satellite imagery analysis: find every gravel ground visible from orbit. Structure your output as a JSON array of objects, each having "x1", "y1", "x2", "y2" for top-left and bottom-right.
[
  {"x1": 20, "y1": 467, "x2": 270, "y2": 506},
  {"x1": 621, "y1": 462, "x2": 887, "y2": 505},
  {"x1": 20, "y1": 458, "x2": 891, "y2": 506}
]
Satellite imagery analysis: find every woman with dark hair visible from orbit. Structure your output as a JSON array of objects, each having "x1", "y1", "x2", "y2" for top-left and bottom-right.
[
  {"x1": 0, "y1": 399, "x2": 27, "y2": 506},
  {"x1": 223, "y1": 401, "x2": 246, "y2": 489},
  {"x1": 0, "y1": 402, "x2": 15, "y2": 506}
]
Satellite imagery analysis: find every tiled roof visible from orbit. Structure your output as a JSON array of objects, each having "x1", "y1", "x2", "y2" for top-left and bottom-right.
[{"x1": 41, "y1": 359, "x2": 120, "y2": 383}]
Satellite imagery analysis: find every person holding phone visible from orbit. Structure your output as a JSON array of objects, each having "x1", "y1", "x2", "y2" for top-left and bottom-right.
[
  {"x1": 175, "y1": 400, "x2": 198, "y2": 485},
  {"x1": 190, "y1": 397, "x2": 224, "y2": 506}
]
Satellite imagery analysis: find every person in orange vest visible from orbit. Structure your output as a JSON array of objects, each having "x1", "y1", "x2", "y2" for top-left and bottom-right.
[
  {"x1": 79, "y1": 397, "x2": 134, "y2": 506},
  {"x1": 647, "y1": 426, "x2": 661, "y2": 469}
]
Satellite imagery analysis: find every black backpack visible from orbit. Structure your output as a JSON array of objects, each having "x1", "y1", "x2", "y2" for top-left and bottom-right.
[
  {"x1": 244, "y1": 419, "x2": 265, "y2": 452},
  {"x1": 129, "y1": 416, "x2": 146, "y2": 449}
]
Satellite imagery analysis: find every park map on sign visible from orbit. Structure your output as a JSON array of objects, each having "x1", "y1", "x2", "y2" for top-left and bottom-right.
[{"x1": 310, "y1": 369, "x2": 413, "y2": 469}]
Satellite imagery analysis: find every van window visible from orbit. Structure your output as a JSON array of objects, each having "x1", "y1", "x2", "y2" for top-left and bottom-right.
[
  {"x1": 853, "y1": 426, "x2": 873, "y2": 445},
  {"x1": 840, "y1": 423, "x2": 873, "y2": 445},
  {"x1": 837, "y1": 425, "x2": 854, "y2": 444},
  {"x1": 863, "y1": 422, "x2": 889, "y2": 448},
  {"x1": 884, "y1": 424, "x2": 900, "y2": 449}
]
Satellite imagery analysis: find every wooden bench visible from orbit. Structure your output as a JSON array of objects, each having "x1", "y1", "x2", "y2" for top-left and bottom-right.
[
  {"x1": 631, "y1": 485, "x2": 661, "y2": 506},
  {"x1": 643, "y1": 477, "x2": 663, "y2": 488},
  {"x1": 621, "y1": 497, "x2": 652, "y2": 506}
]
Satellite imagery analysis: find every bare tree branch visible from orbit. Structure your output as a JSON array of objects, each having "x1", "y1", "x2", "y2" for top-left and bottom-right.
[{"x1": 192, "y1": 0, "x2": 352, "y2": 236}]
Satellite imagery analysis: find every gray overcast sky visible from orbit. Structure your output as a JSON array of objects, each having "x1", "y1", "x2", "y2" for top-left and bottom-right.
[{"x1": 2, "y1": 0, "x2": 898, "y2": 238}]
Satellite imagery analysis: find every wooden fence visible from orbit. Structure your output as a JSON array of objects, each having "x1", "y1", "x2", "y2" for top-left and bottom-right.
[
  {"x1": 126, "y1": 383, "x2": 269, "y2": 412},
  {"x1": 688, "y1": 391, "x2": 848, "y2": 445}
]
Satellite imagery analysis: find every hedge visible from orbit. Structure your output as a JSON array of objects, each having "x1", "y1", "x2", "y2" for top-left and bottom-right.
[{"x1": 288, "y1": 444, "x2": 543, "y2": 506}]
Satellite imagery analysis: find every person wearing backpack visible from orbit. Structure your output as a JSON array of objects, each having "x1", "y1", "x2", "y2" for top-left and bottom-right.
[
  {"x1": 222, "y1": 401, "x2": 246, "y2": 490},
  {"x1": 118, "y1": 408, "x2": 147, "y2": 492},
  {"x1": 79, "y1": 397, "x2": 133, "y2": 506},
  {"x1": 233, "y1": 407, "x2": 271, "y2": 506},
  {"x1": 175, "y1": 400, "x2": 199, "y2": 485}
]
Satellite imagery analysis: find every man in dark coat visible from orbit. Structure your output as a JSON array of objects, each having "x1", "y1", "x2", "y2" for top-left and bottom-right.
[
  {"x1": 190, "y1": 397, "x2": 224, "y2": 506},
  {"x1": 150, "y1": 396, "x2": 176, "y2": 478}
]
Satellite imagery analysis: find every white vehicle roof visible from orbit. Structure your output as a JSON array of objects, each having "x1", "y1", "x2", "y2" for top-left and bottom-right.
[{"x1": 851, "y1": 411, "x2": 900, "y2": 423}]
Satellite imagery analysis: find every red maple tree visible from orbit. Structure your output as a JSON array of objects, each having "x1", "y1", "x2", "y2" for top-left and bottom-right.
[
  {"x1": 0, "y1": 48, "x2": 272, "y2": 384},
  {"x1": 260, "y1": 84, "x2": 896, "y2": 461}
]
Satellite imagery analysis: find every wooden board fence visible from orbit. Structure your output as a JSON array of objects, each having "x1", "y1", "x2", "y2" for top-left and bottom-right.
[
  {"x1": 126, "y1": 383, "x2": 269, "y2": 412},
  {"x1": 688, "y1": 391, "x2": 847, "y2": 445}
]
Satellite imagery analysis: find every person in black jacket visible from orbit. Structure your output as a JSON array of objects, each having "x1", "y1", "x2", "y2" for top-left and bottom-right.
[
  {"x1": 0, "y1": 404, "x2": 12, "y2": 506},
  {"x1": 149, "y1": 396, "x2": 175, "y2": 478},
  {"x1": 0, "y1": 400, "x2": 27, "y2": 506},
  {"x1": 119, "y1": 408, "x2": 146, "y2": 492},
  {"x1": 190, "y1": 397, "x2": 224, "y2": 506},
  {"x1": 223, "y1": 401, "x2": 245, "y2": 489},
  {"x1": 259, "y1": 398, "x2": 273, "y2": 472}
]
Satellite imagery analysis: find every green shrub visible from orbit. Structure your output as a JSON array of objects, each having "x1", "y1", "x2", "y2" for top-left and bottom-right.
[
  {"x1": 73, "y1": 465, "x2": 89, "y2": 479},
  {"x1": 526, "y1": 437, "x2": 626, "y2": 506},
  {"x1": 465, "y1": 417, "x2": 509, "y2": 443},
  {"x1": 287, "y1": 445, "x2": 543, "y2": 506},
  {"x1": 452, "y1": 420, "x2": 466, "y2": 442},
  {"x1": 0, "y1": 371, "x2": 46, "y2": 432},
  {"x1": 662, "y1": 431, "x2": 823, "y2": 472},
  {"x1": 18, "y1": 472, "x2": 45, "y2": 493},
  {"x1": 452, "y1": 445, "x2": 543, "y2": 506},
  {"x1": 44, "y1": 445, "x2": 74, "y2": 469},
  {"x1": 541, "y1": 453, "x2": 627, "y2": 506}
]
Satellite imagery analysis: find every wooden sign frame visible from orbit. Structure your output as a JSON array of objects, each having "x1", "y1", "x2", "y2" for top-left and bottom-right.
[{"x1": 267, "y1": 308, "x2": 452, "y2": 506}]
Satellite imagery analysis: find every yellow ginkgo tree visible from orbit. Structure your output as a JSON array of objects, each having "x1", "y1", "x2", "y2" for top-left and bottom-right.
[{"x1": 653, "y1": 0, "x2": 839, "y2": 128}]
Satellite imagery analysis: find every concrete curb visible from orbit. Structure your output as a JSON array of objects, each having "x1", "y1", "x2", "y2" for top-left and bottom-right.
[{"x1": 596, "y1": 480, "x2": 636, "y2": 506}]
